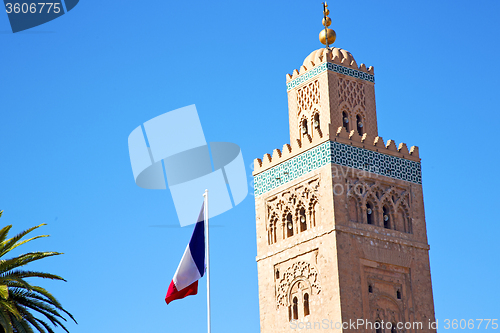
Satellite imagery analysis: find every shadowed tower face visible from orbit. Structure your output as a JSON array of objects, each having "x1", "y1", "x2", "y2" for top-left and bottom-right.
[{"x1": 252, "y1": 4, "x2": 436, "y2": 333}]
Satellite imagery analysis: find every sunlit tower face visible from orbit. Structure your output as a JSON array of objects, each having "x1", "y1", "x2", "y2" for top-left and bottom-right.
[{"x1": 252, "y1": 4, "x2": 435, "y2": 332}]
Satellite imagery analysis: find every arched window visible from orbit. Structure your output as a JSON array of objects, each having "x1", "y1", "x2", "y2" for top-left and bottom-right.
[
  {"x1": 311, "y1": 201, "x2": 318, "y2": 227},
  {"x1": 299, "y1": 207, "x2": 307, "y2": 232},
  {"x1": 301, "y1": 119, "x2": 308, "y2": 137},
  {"x1": 349, "y1": 197, "x2": 358, "y2": 222},
  {"x1": 368, "y1": 284, "x2": 373, "y2": 293},
  {"x1": 268, "y1": 225, "x2": 272, "y2": 245},
  {"x1": 275, "y1": 269, "x2": 279, "y2": 280},
  {"x1": 268, "y1": 219, "x2": 277, "y2": 245},
  {"x1": 357, "y1": 184, "x2": 364, "y2": 195},
  {"x1": 383, "y1": 206, "x2": 390, "y2": 229},
  {"x1": 399, "y1": 210, "x2": 406, "y2": 233},
  {"x1": 342, "y1": 111, "x2": 349, "y2": 131},
  {"x1": 366, "y1": 203, "x2": 373, "y2": 225},
  {"x1": 356, "y1": 115, "x2": 363, "y2": 136},
  {"x1": 375, "y1": 321, "x2": 382, "y2": 333},
  {"x1": 273, "y1": 223, "x2": 277, "y2": 243},
  {"x1": 397, "y1": 289, "x2": 401, "y2": 299},
  {"x1": 303, "y1": 293, "x2": 310, "y2": 316},
  {"x1": 391, "y1": 324, "x2": 397, "y2": 333},
  {"x1": 292, "y1": 297, "x2": 298, "y2": 320},
  {"x1": 286, "y1": 213, "x2": 294, "y2": 238},
  {"x1": 313, "y1": 114, "x2": 320, "y2": 131}
]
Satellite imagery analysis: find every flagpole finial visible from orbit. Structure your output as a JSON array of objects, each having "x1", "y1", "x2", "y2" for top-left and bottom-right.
[{"x1": 319, "y1": 2, "x2": 336, "y2": 48}]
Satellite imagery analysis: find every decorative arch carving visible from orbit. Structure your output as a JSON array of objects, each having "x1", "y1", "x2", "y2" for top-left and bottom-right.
[
  {"x1": 268, "y1": 212, "x2": 279, "y2": 244},
  {"x1": 266, "y1": 177, "x2": 321, "y2": 244},
  {"x1": 396, "y1": 201, "x2": 411, "y2": 233},
  {"x1": 370, "y1": 294, "x2": 403, "y2": 326},
  {"x1": 339, "y1": 102, "x2": 352, "y2": 131},
  {"x1": 276, "y1": 261, "x2": 321, "y2": 308},
  {"x1": 353, "y1": 106, "x2": 366, "y2": 124},
  {"x1": 282, "y1": 208, "x2": 294, "y2": 239},
  {"x1": 298, "y1": 115, "x2": 309, "y2": 139},
  {"x1": 345, "y1": 178, "x2": 414, "y2": 233},
  {"x1": 348, "y1": 195, "x2": 359, "y2": 222},
  {"x1": 380, "y1": 197, "x2": 396, "y2": 229},
  {"x1": 310, "y1": 109, "x2": 322, "y2": 138},
  {"x1": 308, "y1": 197, "x2": 319, "y2": 228}
]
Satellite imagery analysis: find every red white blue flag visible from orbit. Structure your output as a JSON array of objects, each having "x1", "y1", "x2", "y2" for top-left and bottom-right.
[{"x1": 165, "y1": 205, "x2": 206, "y2": 304}]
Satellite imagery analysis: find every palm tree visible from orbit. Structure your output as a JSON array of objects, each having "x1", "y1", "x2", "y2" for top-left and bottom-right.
[{"x1": 0, "y1": 211, "x2": 76, "y2": 333}]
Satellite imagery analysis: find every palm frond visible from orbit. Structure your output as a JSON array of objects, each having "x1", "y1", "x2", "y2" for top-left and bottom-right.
[
  {"x1": 0, "y1": 216, "x2": 75, "y2": 333},
  {"x1": 10, "y1": 294, "x2": 65, "y2": 322},
  {"x1": 0, "y1": 276, "x2": 36, "y2": 292},
  {"x1": 0, "y1": 308, "x2": 14, "y2": 333},
  {"x1": 11, "y1": 315, "x2": 35, "y2": 333},
  {"x1": 0, "y1": 301, "x2": 21, "y2": 321},
  {"x1": 0, "y1": 224, "x2": 47, "y2": 258},
  {"x1": 14, "y1": 303, "x2": 69, "y2": 333},
  {"x1": 1, "y1": 271, "x2": 66, "y2": 283},
  {"x1": 16, "y1": 306, "x2": 48, "y2": 333},
  {"x1": 0, "y1": 252, "x2": 63, "y2": 274},
  {"x1": 9, "y1": 289, "x2": 58, "y2": 309},
  {"x1": 1, "y1": 235, "x2": 49, "y2": 258},
  {"x1": 19, "y1": 287, "x2": 67, "y2": 316},
  {"x1": 8, "y1": 289, "x2": 65, "y2": 317},
  {"x1": 34, "y1": 317, "x2": 55, "y2": 333},
  {"x1": 0, "y1": 224, "x2": 12, "y2": 245},
  {"x1": 0, "y1": 282, "x2": 35, "y2": 295}
]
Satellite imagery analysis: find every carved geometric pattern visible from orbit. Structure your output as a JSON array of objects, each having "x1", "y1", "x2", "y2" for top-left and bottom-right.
[
  {"x1": 297, "y1": 80, "x2": 320, "y2": 116},
  {"x1": 330, "y1": 142, "x2": 421, "y2": 184},
  {"x1": 338, "y1": 77, "x2": 365, "y2": 108},
  {"x1": 276, "y1": 261, "x2": 321, "y2": 308},
  {"x1": 347, "y1": 179, "x2": 413, "y2": 233},
  {"x1": 253, "y1": 141, "x2": 422, "y2": 197},
  {"x1": 286, "y1": 62, "x2": 375, "y2": 91},
  {"x1": 266, "y1": 177, "x2": 320, "y2": 244},
  {"x1": 254, "y1": 142, "x2": 330, "y2": 197}
]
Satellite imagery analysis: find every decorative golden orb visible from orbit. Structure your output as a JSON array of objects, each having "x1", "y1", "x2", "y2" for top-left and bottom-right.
[
  {"x1": 319, "y1": 28, "x2": 336, "y2": 45},
  {"x1": 322, "y1": 17, "x2": 331, "y2": 27},
  {"x1": 324, "y1": 9, "x2": 330, "y2": 15}
]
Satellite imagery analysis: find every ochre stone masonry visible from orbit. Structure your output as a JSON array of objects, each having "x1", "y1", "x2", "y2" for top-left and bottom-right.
[{"x1": 253, "y1": 46, "x2": 436, "y2": 333}]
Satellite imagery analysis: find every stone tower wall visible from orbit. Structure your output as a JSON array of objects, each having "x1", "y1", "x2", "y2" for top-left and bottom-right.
[
  {"x1": 255, "y1": 164, "x2": 343, "y2": 332},
  {"x1": 253, "y1": 46, "x2": 435, "y2": 333},
  {"x1": 286, "y1": 48, "x2": 378, "y2": 146}
]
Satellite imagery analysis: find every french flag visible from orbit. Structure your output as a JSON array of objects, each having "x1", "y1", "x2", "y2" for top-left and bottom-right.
[{"x1": 165, "y1": 205, "x2": 206, "y2": 304}]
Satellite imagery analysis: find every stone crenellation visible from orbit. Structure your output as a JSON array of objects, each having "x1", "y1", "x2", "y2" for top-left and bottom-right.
[
  {"x1": 287, "y1": 47, "x2": 375, "y2": 80},
  {"x1": 285, "y1": 47, "x2": 375, "y2": 91}
]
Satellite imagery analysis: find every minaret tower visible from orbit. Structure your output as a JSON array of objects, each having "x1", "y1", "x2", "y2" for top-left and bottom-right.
[{"x1": 253, "y1": 3, "x2": 436, "y2": 332}]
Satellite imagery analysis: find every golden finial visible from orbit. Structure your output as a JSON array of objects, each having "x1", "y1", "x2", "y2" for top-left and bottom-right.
[{"x1": 319, "y1": 2, "x2": 336, "y2": 48}]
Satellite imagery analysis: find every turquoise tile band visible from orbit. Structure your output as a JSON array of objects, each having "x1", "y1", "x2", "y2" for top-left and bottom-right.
[
  {"x1": 286, "y1": 62, "x2": 375, "y2": 91},
  {"x1": 253, "y1": 141, "x2": 421, "y2": 197}
]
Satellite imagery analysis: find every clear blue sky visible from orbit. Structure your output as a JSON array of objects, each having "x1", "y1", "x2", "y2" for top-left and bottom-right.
[{"x1": 1, "y1": 1, "x2": 499, "y2": 332}]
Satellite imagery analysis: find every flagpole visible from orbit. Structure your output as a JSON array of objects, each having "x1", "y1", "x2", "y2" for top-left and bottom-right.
[{"x1": 204, "y1": 189, "x2": 211, "y2": 333}]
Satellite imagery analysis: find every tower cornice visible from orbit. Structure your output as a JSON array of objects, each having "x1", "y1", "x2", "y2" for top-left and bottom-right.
[{"x1": 287, "y1": 60, "x2": 374, "y2": 92}]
